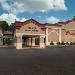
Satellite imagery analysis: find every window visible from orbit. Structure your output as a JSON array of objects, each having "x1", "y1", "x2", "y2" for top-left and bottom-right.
[{"x1": 28, "y1": 27, "x2": 31, "y2": 29}]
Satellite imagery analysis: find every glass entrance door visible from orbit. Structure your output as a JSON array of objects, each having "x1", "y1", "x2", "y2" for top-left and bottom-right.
[{"x1": 35, "y1": 37, "x2": 40, "y2": 45}]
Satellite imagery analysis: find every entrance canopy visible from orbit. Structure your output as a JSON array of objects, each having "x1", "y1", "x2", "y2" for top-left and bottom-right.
[
  {"x1": 15, "y1": 19, "x2": 46, "y2": 49},
  {"x1": 22, "y1": 35, "x2": 40, "y2": 48}
]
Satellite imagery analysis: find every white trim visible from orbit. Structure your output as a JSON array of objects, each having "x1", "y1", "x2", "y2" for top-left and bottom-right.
[
  {"x1": 16, "y1": 33, "x2": 45, "y2": 36},
  {"x1": 62, "y1": 29, "x2": 75, "y2": 31},
  {"x1": 59, "y1": 28, "x2": 62, "y2": 43},
  {"x1": 48, "y1": 30, "x2": 59, "y2": 36},
  {"x1": 46, "y1": 28, "x2": 49, "y2": 46}
]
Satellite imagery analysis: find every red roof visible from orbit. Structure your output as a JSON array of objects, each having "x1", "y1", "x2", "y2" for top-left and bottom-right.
[
  {"x1": 15, "y1": 19, "x2": 46, "y2": 30},
  {"x1": 45, "y1": 23, "x2": 62, "y2": 27},
  {"x1": 58, "y1": 18, "x2": 75, "y2": 25},
  {"x1": 15, "y1": 18, "x2": 75, "y2": 30}
]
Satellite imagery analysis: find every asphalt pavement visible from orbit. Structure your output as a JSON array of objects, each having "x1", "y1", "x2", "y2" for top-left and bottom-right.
[{"x1": 0, "y1": 46, "x2": 75, "y2": 75}]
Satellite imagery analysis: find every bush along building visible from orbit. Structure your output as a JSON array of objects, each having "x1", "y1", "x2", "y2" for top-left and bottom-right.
[{"x1": 15, "y1": 18, "x2": 75, "y2": 49}]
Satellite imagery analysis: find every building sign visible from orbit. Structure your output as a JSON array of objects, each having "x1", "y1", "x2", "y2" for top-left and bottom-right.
[
  {"x1": 25, "y1": 26, "x2": 38, "y2": 32},
  {"x1": 65, "y1": 30, "x2": 75, "y2": 35}
]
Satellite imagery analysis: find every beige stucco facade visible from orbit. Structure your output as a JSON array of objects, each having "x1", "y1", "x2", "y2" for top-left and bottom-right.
[
  {"x1": 15, "y1": 19, "x2": 75, "y2": 49},
  {"x1": 61, "y1": 20, "x2": 75, "y2": 42},
  {"x1": 45, "y1": 19, "x2": 75, "y2": 46},
  {"x1": 45, "y1": 25, "x2": 61, "y2": 45}
]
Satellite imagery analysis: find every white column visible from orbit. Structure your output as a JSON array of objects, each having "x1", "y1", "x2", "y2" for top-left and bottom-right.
[
  {"x1": 59, "y1": 28, "x2": 62, "y2": 43},
  {"x1": 40, "y1": 35, "x2": 45, "y2": 48},
  {"x1": 32, "y1": 37, "x2": 35, "y2": 46},
  {"x1": 0, "y1": 38, "x2": 2, "y2": 45},
  {"x1": 46, "y1": 28, "x2": 49, "y2": 46},
  {"x1": 16, "y1": 35, "x2": 22, "y2": 49},
  {"x1": 29, "y1": 38, "x2": 31, "y2": 46}
]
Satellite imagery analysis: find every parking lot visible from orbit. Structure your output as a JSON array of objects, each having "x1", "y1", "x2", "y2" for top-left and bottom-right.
[{"x1": 0, "y1": 46, "x2": 75, "y2": 75}]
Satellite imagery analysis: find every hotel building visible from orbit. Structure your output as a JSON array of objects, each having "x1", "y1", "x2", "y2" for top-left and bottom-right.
[{"x1": 15, "y1": 18, "x2": 75, "y2": 49}]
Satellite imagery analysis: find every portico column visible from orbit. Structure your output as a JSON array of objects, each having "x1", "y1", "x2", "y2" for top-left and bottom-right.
[
  {"x1": 46, "y1": 28, "x2": 49, "y2": 46},
  {"x1": 0, "y1": 38, "x2": 2, "y2": 45},
  {"x1": 40, "y1": 35, "x2": 45, "y2": 48},
  {"x1": 16, "y1": 35, "x2": 22, "y2": 49},
  {"x1": 59, "y1": 28, "x2": 62, "y2": 43},
  {"x1": 32, "y1": 37, "x2": 35, "y2": 46},
  {"x1": 29, "y1": 38, "x2": 31, "y2": 46}
]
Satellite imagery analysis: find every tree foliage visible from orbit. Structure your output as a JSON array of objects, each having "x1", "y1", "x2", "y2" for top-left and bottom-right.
[
  {"x1": 73, "y1": 16, "x2": 75, "y2": 19},
  {"x1": 0, "y1": 21, "x2": 14, "y2": 31},
  {"x1": 0, "y1": 21, "x2": 9, "y2": 31}
]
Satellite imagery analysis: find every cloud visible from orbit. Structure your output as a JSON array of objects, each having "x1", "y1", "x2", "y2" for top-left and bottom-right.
[
  {"x1": 19, "y1": 18, "x2": 27, "y2": 22},
  {"x1": 0, "y1": 13, "x2": 27, "y2": 25},
  {"x1": 46, "y1": 16, "x2": 60, "y2": 24},
  {"x1": 0, "y1": 0, "x2": 11, "y2": 11},
  {"x1": 13, "y1": 0, "x2": 67, "y2": 13},
  {"x1": 0, "y1": 0, "x2": 67, "y2": 14}
]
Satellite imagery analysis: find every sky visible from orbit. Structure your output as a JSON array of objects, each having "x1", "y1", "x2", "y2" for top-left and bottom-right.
[{"x1": 0, "y1": 0, "x2": 75, "y2": 25}]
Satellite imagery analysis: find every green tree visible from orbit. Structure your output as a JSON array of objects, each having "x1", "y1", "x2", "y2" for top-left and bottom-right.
[
  {"x1": 10, "y1": 23, "x2": 15, "y2": 31},
  {"x1": 73, "y1": 16, "x2": 75, "y2": 19},
  {"x1": 0, "y1": 21, "x2": 9, "y2": 31}
]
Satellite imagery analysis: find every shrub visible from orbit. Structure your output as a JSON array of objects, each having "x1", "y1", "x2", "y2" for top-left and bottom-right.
[
  {"x1": 73, "y1": 42, "x2": 75, "y2": 45},
  {"x1": 61, "y1": 41, "x2": 65, "y2": 45},
  {"x1": 57, "y1": 42, "x2": 61, "y2": 45},
  {"x1": 5, "y1": 38, "x2": 12, "y2": 45},
  {"x1": 65, "y1": 42, "x2": 69, "y2": 45},
  {"x1": 50, "y1": 41, "x2": 54, "y2": 45},
  {"x1": 70, "y1": 42, "x2": 73, "y2": 45}
]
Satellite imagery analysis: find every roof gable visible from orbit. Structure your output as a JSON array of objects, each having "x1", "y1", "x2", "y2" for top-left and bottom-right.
[
  {"x1": 62, "y1": 19, "x2": 75, "y2": 29},
  {"x1": 16, "y1": 20, "x2": 45, "y2": 34},
  {"x1": 16, "y1": 19, "x2": 46, "y2": 30}
]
